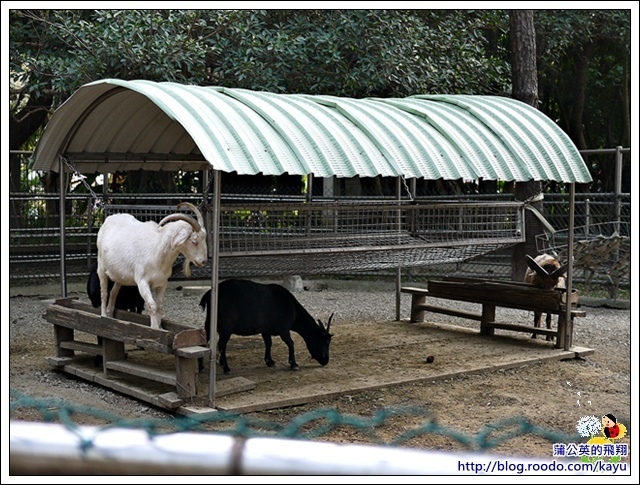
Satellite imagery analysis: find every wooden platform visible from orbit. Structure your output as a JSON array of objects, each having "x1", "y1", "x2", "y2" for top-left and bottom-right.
[
  {"x1": 207, "y1": 320, "x2": 594, "y2": 414},
  {"x1": 42, "y1": 295, "x2": 594, "y2": 416}
]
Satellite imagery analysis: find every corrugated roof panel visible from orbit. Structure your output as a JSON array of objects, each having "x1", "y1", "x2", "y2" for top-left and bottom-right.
[
  {"x1": 415, "y1": 94, "x2": 589, "y2": 182},
  {"x1": 377, "y1": 98, "x2": 506, "y2": 180},
  {"x1": 32, "y1": 79, "x2": 593, "y2": 184},
  {"x1": 319, "y1": 96, "x2": 472, "y2": 180},
  {"x1": 131, "y1": 81, "x2": 247, "y2": 171},
  {"x1": 220, "y1": 88, "x2": 399, "y2": 178},
  {"x1": 478, "y1": 96, "x2": 587, "y2": 182},
  {"x1": 220, "y1": 88, "x2": 355, "y2": 177},
  {"x1": 294, "y1": 95, "x2": 400, "y2": 177},
  {"x1": 202, "y1": 88, "x2": 305, "y2": 175}
]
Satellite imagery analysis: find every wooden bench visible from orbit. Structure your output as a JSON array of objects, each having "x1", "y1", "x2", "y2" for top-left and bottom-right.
[{"x1": 402, "y1": 277, "x2": 586, "y2": 349}]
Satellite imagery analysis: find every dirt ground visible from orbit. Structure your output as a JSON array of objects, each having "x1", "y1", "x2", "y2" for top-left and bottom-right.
[{"x1": 8, "y1": 279, "x2": 633, "y2": 463}]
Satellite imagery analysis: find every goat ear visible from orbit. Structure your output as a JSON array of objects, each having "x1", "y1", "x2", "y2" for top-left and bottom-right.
[
  {"x1": 171, "y1": 226, "x2": 191, "y2": 249},
  {"x1": 526, "y1": 254, "x2": 549, "y2": 277}
]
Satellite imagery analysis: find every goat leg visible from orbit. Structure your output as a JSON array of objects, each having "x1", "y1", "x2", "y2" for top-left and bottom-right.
[
  {"x1": 218, "y1": 335, "x2": 232, "y2": 374},
  {"x1": 531, "y1": 311, "x2": 542, "y2": 339},
  {"x1": 262, "y1": 333, "x2": 276, "y2": 367},
  {"x1": 106, "y1": 283, "x2": 122, "y2": 317},
  {"x1": 545, "y1": 313, "x2": 554, "y2": 342},
  {"x1": 280, "y1": 332, "x2": 299, "y2": 370}
]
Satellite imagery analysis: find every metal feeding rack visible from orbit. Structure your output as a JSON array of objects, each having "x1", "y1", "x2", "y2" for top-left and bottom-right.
[{"x1": 104, "y1": 200, "x2": 526, "y2": 278}]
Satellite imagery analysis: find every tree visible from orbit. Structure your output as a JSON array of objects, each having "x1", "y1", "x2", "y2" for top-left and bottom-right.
[
  {"x1": 10, "y1": 9, "x2": 215, "y2": 210},
  {"x1": 509, "y1": 10, "x2": 545, "y2": 282},
  {"x1": 9, "y1": 9, "x2": 511, "y2": 200},
  {"x1": 9, "y1": 9, "x2": 631, "y2": 196},
  {"x1": 535, "y1": 10, "x2": 631, "y2": 191}
]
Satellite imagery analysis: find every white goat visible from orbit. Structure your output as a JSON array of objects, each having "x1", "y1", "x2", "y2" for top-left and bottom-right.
[
  {"x1": 524, "y1": 253, "x2": 567, "y2": 340},
  {"x1": 97, "y1": 202, "x2": 208, "y2": 330}
]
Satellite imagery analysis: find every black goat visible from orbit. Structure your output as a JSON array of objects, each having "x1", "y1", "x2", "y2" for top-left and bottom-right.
[
  {"x1": 87, "y1": 262, "x2": 145, "y2": 314},
  {"x1": 199, "y1": 279, "x2": 333, "y2": 374}
]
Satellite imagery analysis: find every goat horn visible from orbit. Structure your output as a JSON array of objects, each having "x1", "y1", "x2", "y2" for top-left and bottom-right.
[
  {"x1": 177, "y1": 202, "x2": 204, "y2": 229},
  {"x1": 326, "y1": 312, "x2": 334, "y2": 332},
  {"x1": 525, "y1": 254, "x2": 549, "y2": 278},
  {"x1": 159, "y1": 213, "x2": 201, "y2": 232},
  {"x1": 551, "y1": 264, "x2": 568, "y2": 279}
]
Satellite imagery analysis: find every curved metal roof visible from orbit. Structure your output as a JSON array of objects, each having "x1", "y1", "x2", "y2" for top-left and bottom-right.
[{"x1": 33, "y1": 79, "x2": 592, "y2": 183}]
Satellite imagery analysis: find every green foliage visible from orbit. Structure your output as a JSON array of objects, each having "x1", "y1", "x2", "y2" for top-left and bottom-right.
[
  {"x1": 11, "y1": 10, "x2": 211, "y2": 98},
  {"x1": 535, "y1": 10, "x2": 631, "y2": 150},
  {"x1": 10, "y1": 9, "x2": 511, "y2": 111},
  {"x1": 203, "y1": 10, "x2": 511, "y2": 97},
  {"x1": 9, "y1": 9, "x2": 631, "y2": 194}
]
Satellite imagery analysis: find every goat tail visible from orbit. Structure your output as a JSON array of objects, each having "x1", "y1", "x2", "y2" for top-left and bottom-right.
[{"x1": 199, "y1": 289, "x2": 210, "y2": 311}]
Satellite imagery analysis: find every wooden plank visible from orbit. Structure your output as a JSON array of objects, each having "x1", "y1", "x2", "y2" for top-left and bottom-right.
[
  {"x1": 176, "y1": 406, "x2": 218, "y2": 418},
  {"x1": 174, "y1": 346, "x2": 210, "y2": 359},
  {"x1": 52, "y1": 360, "x2": 185, "y2": 412},
  {"x1": 480, "y1": 304, "x2": 496, "y2": 336},
  {"x1": 105, "y1": 360, "x2": 176, "y2": 386},
  {"x1": 102, "y1": 339, "x2": 126, "y2": 377},
  {"x1": 59, "y1": 340, "x2": 102, "y2": 355},
  {"x1": 413, "y1": 304, "x2": 482, "y2": 321},
  {"x1": 69, "y1": 361, "x2": 178, "y2": 409},
  {"x1": 408, "y1": 293, "x2": 427, "y2": 322},
  {"x1": 45, "y1": 304, "x2": 175, "y2": 354},
  {"x1": 53, "y1": 325, "x2": 75, "y2": 358},
  {"x1": 401, "y1": 286, "x2": 429, "y2": 295},
  {"x1": 442, "y1": 276, "x2": 535, "y2": 288},
  {"x1": 428, "y1": 279, "x2": 564, "y2": 313},
  {"x1": 173, "y1": 328, "x2": 207, "y2": 349},
  {"x1": 45, "y1": 356, "x2": 74, "y2": 367},
  {"x1": 157, "y1": 392, "x2": 185, "y2": 409},
  {"x1": 215, "y1": 377, "x2": 256, "y2": 398},
  {"x1": 485, "y1": 322, "x2": 557, "y2": 336},
  {"x1": 69, "y1": 363, "x2": 100, "y2": 383},
  {"x1": 60, "y1": 299, "x2": 199, "y2": 334},
  {"x1": 175, "y1": 356, "x2": 198, "y2": 398},
  {"x1": 92, "y1": 373, "x2": 164, "y2": 408},
  {"x1": 570, "y1": 346, "x2": 596, "y2": 358},
  {"x1": 214, "y1": 350, "x2": 582, "y2": 414}
]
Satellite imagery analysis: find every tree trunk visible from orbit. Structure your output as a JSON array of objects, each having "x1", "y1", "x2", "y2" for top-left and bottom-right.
[
  {"x1": 509, "y1": 10, "x2": 538, "y2": 108},
  {"x1": 509, "y1": 10, "x2": 543, "y2": 282},
  {"x1": 568, "y1": 42, "x2": 594, "y2": 150}
]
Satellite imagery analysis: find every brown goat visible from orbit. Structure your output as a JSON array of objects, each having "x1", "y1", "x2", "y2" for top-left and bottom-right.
[{"x1": 524, "y1": 254, "x2": 567, "y2": 340}]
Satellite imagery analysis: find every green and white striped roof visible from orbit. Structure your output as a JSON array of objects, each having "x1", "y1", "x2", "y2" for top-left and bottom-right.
[{"x1": 33, "y1": 79, "x2": 592, "y2": 183}]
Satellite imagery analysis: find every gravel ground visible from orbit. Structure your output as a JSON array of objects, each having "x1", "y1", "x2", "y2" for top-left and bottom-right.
[{"x1": 7, "y1": 276, "x2": 634, "y2": 461}]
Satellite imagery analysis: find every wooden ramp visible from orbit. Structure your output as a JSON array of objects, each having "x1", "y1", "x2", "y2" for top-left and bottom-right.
[{"x1": 44, "y1": 298, "x2": 255, "y2": 416}]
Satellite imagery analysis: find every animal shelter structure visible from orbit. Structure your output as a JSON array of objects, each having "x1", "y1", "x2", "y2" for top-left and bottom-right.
[{"x1": 33, "y1": 79, "x2": 593, "y2": 410}]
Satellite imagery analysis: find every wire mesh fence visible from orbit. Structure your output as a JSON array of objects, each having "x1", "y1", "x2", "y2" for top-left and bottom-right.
[
  {"x1": 9, "y1": 189, "x2": 629, "y2": 285},
  {"x1": 536, "y1": 221, "x2": 631, "y2": 298},
  {"x1": 8, "y1": 146, "x2": 631, "y2": 286}
]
